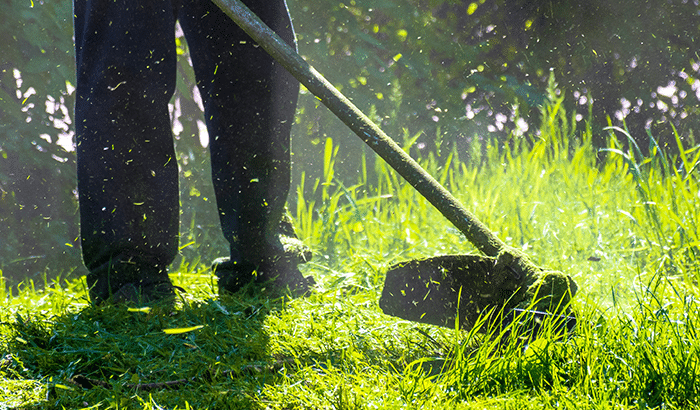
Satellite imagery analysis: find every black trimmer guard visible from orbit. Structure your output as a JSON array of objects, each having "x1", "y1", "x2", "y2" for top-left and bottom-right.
[{"x1": 379, "y1": 254, "x2": 577, "y2": 334}]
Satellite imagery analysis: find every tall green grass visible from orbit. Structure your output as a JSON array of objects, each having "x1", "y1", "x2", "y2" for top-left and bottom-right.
[{"x1": 2, "y1": 81, "x2": 700, "y2": 408}]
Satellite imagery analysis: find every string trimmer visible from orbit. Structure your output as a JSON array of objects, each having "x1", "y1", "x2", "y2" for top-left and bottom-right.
[{"x1": 213, "y1": 0, "x2": 577, "y2": 333}]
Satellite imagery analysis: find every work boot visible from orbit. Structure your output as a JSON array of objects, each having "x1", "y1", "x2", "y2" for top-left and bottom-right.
[
  {"x1": 214, "y1": 214, "x2": 314, "y2": 297},
  {"x1": 214, "y1": 257, "x2": 315, "y2": 297},
  {"x1": 107, "y1": 280, "x2": 181, "y2": 307},
  {"x1": 87, "y1": 256, "x2": 179, "y2": 306}
]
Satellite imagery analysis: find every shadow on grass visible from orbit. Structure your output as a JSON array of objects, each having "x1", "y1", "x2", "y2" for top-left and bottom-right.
[{"x1": 3, "y1": 288, "x2": 305, "y2": 409}]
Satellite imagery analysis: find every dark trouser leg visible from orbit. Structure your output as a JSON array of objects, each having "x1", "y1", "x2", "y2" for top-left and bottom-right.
[
  {"x1": 179, "y1": 0, "x2": 299, "y2": 265},
  {"x1": 74, "y1": 0, "x2": 179, "y2": 301}
]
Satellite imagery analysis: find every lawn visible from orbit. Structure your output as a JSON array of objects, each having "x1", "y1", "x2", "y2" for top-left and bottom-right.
[{"x1": 2, "y1": 88, "x2": 700, "y2": 409}]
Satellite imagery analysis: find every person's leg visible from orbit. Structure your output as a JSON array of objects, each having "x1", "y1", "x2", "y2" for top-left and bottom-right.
[
  {"x1": 74, "y1": 0, "x2": 180, "y2": 303},
  {"x1": 180, "y1": 0, "x2": 311, "y2": 293}
]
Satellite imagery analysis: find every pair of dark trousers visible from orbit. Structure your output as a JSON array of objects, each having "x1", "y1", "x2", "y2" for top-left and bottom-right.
[{"x1": 74, "y1": 0, "x2": 299, "y2": 285}]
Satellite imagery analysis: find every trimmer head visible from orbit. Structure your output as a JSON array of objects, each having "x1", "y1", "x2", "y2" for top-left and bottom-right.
[{"x1": 379, "y1": 253, "x2": 577, "y2": 332}]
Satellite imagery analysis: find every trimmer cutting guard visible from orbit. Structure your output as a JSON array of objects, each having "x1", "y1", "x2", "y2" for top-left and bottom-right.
[{"x1": 379, "y1": 254, "x2": 577, "y2": 332}]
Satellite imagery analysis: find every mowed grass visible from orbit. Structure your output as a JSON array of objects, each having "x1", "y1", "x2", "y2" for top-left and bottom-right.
[{"x1": 3, "y1": 89, "x2": 700, "y2": 409}]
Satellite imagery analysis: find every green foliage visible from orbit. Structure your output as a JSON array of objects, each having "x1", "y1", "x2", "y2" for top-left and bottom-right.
[
  {"x1": 290, "y1": 0, "x2": 700, "y2": 153},
  {"x1": 4, "y1": 90, "x2": 700, "y2": 408},
  {"x1": 2, "y1": 0, "x2": 698, "y2": 329},
  {"x1": 2, "y1": 5, "x2": 697, "y2": 408},
  {"x1": 0, "y1": 0, "x2": 80, "y2": 284}
]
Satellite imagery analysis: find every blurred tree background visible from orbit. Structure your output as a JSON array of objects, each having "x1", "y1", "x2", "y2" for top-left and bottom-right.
[{"x1": 1, "y1": 0, "x2": 698, "y2": 287}]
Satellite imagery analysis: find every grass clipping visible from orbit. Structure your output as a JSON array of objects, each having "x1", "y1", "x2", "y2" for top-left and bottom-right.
[{"x1": 379, "y1": 247, "x2": 577, "y2": 331}]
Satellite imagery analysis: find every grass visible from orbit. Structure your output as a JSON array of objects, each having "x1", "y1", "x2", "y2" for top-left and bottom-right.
[{"x1": 3, "y1": 84, "x2": 700, "y2": 408}]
